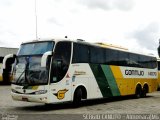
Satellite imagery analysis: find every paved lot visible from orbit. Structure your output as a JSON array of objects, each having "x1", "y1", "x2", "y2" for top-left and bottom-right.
[{"x1": 1, "y1": 85, "x2": 160, "y2": 120}]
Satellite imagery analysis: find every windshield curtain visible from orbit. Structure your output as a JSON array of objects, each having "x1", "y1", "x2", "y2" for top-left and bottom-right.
[{"x1": 18, "y1": 41, "x2": 54, "y2": 55}]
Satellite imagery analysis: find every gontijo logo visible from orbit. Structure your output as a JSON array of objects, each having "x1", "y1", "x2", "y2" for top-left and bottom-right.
[
  {"x1": 125, "y1": 69, "x2": 144, "y2": 76},
  {"x1": 53, "y1": 89, "x2": 68, "y2": 100}
]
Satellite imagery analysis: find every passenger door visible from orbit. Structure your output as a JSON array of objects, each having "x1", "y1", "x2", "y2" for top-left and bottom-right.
[{"x1": 49, "y1": 42, "x2": 72, "y2": 102}]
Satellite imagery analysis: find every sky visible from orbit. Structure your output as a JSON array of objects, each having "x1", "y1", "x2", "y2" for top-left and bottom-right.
[{"x1": 0, "y1": 0, "x2": 160, "y2": 56}]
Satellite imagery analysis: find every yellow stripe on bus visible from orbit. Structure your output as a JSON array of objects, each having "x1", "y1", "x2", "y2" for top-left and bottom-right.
[
  {"x1": 110, "y1": 66, "x2": 126, "y2": 95},
  {"x1": 32, "y1": 86, "x2": 39, "y2": 90},
  {"x1": 0, "y1": 75, "x2": 2, "y2": 81},
  {"x1": 110, "y1": 65, "x2": 157, "y2": 96}
]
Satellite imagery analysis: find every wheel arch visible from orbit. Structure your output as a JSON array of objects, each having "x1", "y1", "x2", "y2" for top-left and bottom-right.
[
  {"x1": 135, "y1": 82, "x2": 142, "y2": 89},
  {"x1": 73, "y1": 84, "x2": 87, "y2": 100},
  {"x1": 135, "y1": 83, "x2": 142, "y2": 93},
  {"x1": 134, "y1": 82, "x2": 143, "y2": 98}
]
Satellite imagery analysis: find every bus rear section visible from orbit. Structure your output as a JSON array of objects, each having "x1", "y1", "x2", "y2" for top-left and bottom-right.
[
  {"x1": 106, "y1": 66, "x2": 157, "y2": 97},
  {"x1": 72, "y1": 42, "x2": 158, "y2": 99}
]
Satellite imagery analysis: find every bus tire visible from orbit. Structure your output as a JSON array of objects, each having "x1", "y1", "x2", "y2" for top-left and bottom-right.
[
  {"x1": 142, "y1": 88, "x2": 147, "y2": 98},
  {"x1": 142, "y1": 85, "x2": 148, "y2": 98},
  {"x1": 45, "y1": 103, "x2": 52, "y2": 107},
  {"x1": 135, "y1": 86, "x2": 142, "y2": 98},
  {"x1": 73, "y1": 88, "x2": 82, "y2": 107}
]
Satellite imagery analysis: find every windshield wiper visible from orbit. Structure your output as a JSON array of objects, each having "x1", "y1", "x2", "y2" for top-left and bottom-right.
[
  {"x1": 16, "y1": 59, "x2": 30, "y2": 85},
  {"x1": 16, "y1": 69, "x2": 25, "y2": 84}
]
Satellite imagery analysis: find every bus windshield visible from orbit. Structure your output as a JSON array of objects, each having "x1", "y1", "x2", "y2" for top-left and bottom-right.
[
  {"x1": 18, "y1": 41, "x2": 54, "y2": 55},
  {"x1": 12, "y1": 41, "x2": 54, "y2": 85}
]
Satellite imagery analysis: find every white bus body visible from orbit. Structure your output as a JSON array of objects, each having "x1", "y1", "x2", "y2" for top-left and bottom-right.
[{"x1": 3, "y1": 38, "x2": 157, "y2": 105}]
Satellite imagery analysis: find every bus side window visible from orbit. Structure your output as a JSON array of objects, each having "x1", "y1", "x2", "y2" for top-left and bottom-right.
[
  {"x1": 72, "y1": 43, "x2": 89, "y2": 63},
  {"x1": 90, "y1": 47, "x2": 105, "y2": 64},
  {"x1": 51, "y1": 42, "x2": 71, "y2": 83},
  {"x1": 118, "y1": 51, "x2": 129, "y2": 66},
  {"x1": 105, "y1": 49, "x2": 118, "y2": 65}
]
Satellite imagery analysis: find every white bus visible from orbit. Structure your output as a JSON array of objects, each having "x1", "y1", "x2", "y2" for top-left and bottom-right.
[{"x1": 3, "y1": 38, "x2": 158, "y2": 106}]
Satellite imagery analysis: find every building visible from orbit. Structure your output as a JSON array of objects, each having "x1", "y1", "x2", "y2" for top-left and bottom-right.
[{"x1": 0, "y1": 47, "x2": 18, "y2": 63}]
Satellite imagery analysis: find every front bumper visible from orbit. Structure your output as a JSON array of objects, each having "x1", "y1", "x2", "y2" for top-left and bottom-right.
[{"x1": 11, "y1": 92, "x2": 48, "y2": 103}]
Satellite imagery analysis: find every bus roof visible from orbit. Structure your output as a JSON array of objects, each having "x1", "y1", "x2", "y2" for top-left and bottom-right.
[
  {"x1": 21, "y1": 38, "x2": 156, "y2": 58},
  {"x1": 95, "y1": 42, "x2": 128, "y2": 51}
]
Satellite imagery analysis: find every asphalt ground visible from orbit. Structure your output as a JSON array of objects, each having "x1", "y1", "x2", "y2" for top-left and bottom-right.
[{"x1": 1, "y1": 85, "x2": 160, "y2": 120}]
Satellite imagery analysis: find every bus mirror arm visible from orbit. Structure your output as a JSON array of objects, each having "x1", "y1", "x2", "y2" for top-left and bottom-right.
[
  {"x1": 3, "y1": 54, "x2": 16, "y2": 69},
  {"x1": 41, "y1": 51, "x2": 52, "y2": 67}
]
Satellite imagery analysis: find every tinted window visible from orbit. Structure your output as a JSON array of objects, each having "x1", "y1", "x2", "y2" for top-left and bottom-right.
[
  {"x1": 128, "y1": 53, "x2": 140, "y2": 67},
  {"x1": 90, "y1": 47, "x2": 105, "y2": 64},
  {"x1": 72, "y1": 43, "x2": 157, "y2": 69},
  {"x1": 139, "y1": 56, "x2": 149, "y2": 68},
  {"x1": 106, "y1": 49, "x2": 118, "y2": 65},
  {"x1": 72, "y1": 43, "x2": 89, "y2": 63},
  {"x1": 148, "y1": 57, "x2": 157, "y2": 69},
  {"x1": 51, "y1": 42, "x2": 71, "y2": 83},
  {"x1": 118, "y1": 51, "x2": 129, "y2": 66},
  {"x1": 152, "y1": 58, "x2": 157, "y2": 69}
]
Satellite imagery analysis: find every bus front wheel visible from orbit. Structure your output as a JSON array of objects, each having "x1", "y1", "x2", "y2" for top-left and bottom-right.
[{"x1": 73, "y1": 88, "x2": 82, "y2": 107}]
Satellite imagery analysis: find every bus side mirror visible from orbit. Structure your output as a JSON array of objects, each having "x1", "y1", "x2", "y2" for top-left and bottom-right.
[
  {"x1": 3, "y1": 54, "x2": 16, "y2": 69},
  {"x1": 41, "y1": 51, "x2": 52, "y2": 67}
]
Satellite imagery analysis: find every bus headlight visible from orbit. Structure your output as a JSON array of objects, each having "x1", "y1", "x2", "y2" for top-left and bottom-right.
[
  {"x1": 11, "y1": 89, "x2": 17, "y2": 93},
  {"x1": 35, "y1": 90, "x2": 47, "y2": 95}
]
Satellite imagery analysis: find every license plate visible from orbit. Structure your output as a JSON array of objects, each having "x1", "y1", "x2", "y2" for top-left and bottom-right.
[{"x1": 22, "y1": 97, "x2": 28, "y2": 101}]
